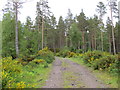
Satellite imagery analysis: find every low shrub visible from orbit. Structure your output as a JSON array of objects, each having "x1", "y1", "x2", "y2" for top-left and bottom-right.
[
  {"x1": 108, "y1": 55, "x2": 119, "y2": 74},
  {"x1": 58, "y1": 49, "x2": 70, "y2": 58},
  {"x1": 92, "y1": 55, "x2": 117, "y2": 70},
  {"x1": 2, "y1": 55, "x2": 51, "y2": 88},
  {"x1": 32, "y1": 59, "x2": 45, "y2": 64},
  {"x1": 2, "y1": 47, "x2": 55, "y2": 88},
  {"x1": 2, "y1": 57, "x2": 22, "y2": 88},
  {"x1": 56, "y1": 53, "x2": 60, "y2": 56},
  {"x1": 81, "y1": 50, "x2": 118, "y2": 74},
  {"x1": 17, "y1": 47, "x2": 54, "y2": 65},
  {"x1": 2, "y1": 57, "x2": 22, "y2": 74},
  {"x1": 75, "y1": 49, "x2": 83, "y2": 54},
  {"x1": 83, "y1": 51, "x2": 109, "y2": 64},
  {"x1": 67, "y1": 51, "x2": 77, "y2": 58},
  {"x1": 36, "y1": 47, "x2": 54, "y2": 64}
]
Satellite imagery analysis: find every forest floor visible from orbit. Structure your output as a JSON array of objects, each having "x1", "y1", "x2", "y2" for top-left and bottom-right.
[{"x1": 42, "y1": 57, "x2": 110, "y2": 88}]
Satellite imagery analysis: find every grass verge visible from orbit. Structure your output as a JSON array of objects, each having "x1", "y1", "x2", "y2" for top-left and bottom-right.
[{"x1": 21, "y1": 64, "x2": 52, "y2": 88}]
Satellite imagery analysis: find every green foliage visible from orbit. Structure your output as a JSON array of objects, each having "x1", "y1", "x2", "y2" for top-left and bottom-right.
[
  {"x1": 2, "y1": 13, "x2": 16, "y2": 57},
  {"x1": 56, "y1": 47, "x2": 80, "y2": 58},
  {"x1": 75, "y1": 49, "x2": 83, "y2": 54},
  {"x1": 43, "y1": 62, "x2": 49, "y2": 68},
  {"x1": 0, "y1": 21, "x2": 2, "y2": 57},
  {"x1": 80, "y1": 50, "x2": 118, "y2": 74},
  {"x1": 77, "y1": 10, "x2": 88, "y2": 31},
  {"x1": 57, "y1": 48, "x2": 70, "y2": 58},
  {"x1": 19, "y1": 16, "x2": 39, "y2": 57},
  {"x1": 2, "y1": 57, "x2": 23, "y2": 88},
  {"x1": 66, "y1": 51, "x2": 77, "y2": 58},
  {"x1": 92, "y1": 55, "x2": 117, "y2": 70},
  {"x1": 83, "y1": 50, "x2": 104, "y2": 64},
  {"x1": 36, "y1": 47, "x2": 55, "y2": 64},
  {"x1": 69, "y1": 23, "x2": 82, "y2": 49},
  {"x1": 32, "y1": 59, "x2": 45, "y2": 64},
  {"x1": 2, "y1": 55, "x2": 52, "y2": 88},
  {"x1": 1, "y1": 1, "x2": 119, "y2": 88},
  {"x1": 1, "y1": 47, "x2": 55, "y2": 88}
]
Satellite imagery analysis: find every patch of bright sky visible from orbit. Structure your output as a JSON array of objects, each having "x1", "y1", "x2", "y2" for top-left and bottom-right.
[{"x1": 0, "y1": 0, "x2": 119, "y2": 24}]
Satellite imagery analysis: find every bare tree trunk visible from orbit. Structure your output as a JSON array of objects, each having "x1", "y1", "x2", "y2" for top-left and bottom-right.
[
  {"x1": 53, "y1": 38, "x2": 56, "y2": 53},
  {"x1": 78, "y1": 41, "x2": 80, "y2": 49},
  {"x1": 110, "y1": 7, "x2": 116, "y2": 54},
  {"x1": 94, "y1": 31, "x2": 96, "y2": 50},
  {"x1": 70, "y1": 37, "x2": 72, "y2": 47},
  {"x1": 91, "y1": 35, "x2": 94, "y2": 50},
  {"x1": 95, "y1": 35, "x2": 96, "y2": 50},
  {"x1": 42, "y1": 17, "x2": 44, "y2": 49},
  {"x1": 91, "y1": 34, "x2": 95, "y2": 51},
  {"x1": 59, "y1": 32, "x2": 61, "y2": 48},
  {"x1": 101, "y1": 31, "x2": 103, "y2": 51},
  {"x1": 109, "y1": 34, "x2": 111, "y2": 53},
  {"x1": 38, "y1": 22, "x2": 40, "y2": 50},
  {"x1": 15, "y1": 2, "x2": 19, "y2": 57},
  {"x1": 82, "y1": 31, "x2": 85, "y2": 52},
  {"x1": 66, "y1": 35, "x2": 67, "y2": 47}
]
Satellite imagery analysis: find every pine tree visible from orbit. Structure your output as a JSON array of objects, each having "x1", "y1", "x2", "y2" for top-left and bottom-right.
[
  {"x1": 108, "y1": 0, "x2": 118, "y2": 54},
  {"x1": 106, "y1": 17, "x2": 112, "y2": 53},
  {"x1": 77, "y1": 9, "x2": 88, "y2": 52},
  {"x1": 57, "y1": 16, "x2": 66, "y2": 48},
  {"x1": 65, "y1": 9, "x2": 74, "y2": 47},
  {"x1": 36, "y1": 0, "x2": 51, "y2": 49},
  {"x1": 96, "y1": 2, "x2": 106, "y2": 51}
]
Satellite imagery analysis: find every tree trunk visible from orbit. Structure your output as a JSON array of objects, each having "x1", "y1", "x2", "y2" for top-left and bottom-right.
[
  {"x1": 82, "y1": 31, "x2": 85, "y2": 52},
  {"x1": 53, "y1": 39, "x2": 56, "y2": 53},
  {"x1": 109, "y1": 34, "x2": 111, "y2": 53},
  {"x1": 94, "y1": 31, "x2": 96, "y2": 50},
  {"x1": 66, "y1": 35, "x2": 67, "y2": 47},
  {"x1": 59, "y1": 31, "x2": 62, "y2": 48},
  {"x1": 101, "y1": 31, "x2": 103, "y2": 51},
  {"x1": 91, "y1": 35, "x2": 94, "y2": 50},
  {"x1": 15, "y1": 2, "x2": 19, "y2": 57},
  {"x1": 110, "y1": 7, "x2": 116, "y2": 54},
  {"x1": 70, "y1": 37, "x2": 72, "y2": 47},
  {"x1": 95, "y1": 35, "x2": 96, "y2": 50},
  {"x1": 38, "y1": 22, "x2": 41, "y2": 50},
  {"x1": 78, "y1": 41, "x2": 80, "y2": 49},
  {"x1": 42, "y1": 17, "x2": 44, "y2": 49}
]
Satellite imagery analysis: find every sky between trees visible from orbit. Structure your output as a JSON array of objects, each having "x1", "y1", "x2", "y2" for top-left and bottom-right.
[{"x1": 0, "y1": 0, "x2": 119, "y2": 24}]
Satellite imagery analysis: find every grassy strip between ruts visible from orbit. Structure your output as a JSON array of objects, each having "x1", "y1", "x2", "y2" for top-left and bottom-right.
[
  {"x1": 62, "y1": 60, "x2": 85, "y2": 88},
  {"x1": 68, "y1": 57, "x2": 118, "y2": 88}
]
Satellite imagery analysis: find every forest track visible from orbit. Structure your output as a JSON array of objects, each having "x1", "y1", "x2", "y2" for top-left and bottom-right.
[{"x1": 43, "y1": 57, "x2": 108, "y2": 88}]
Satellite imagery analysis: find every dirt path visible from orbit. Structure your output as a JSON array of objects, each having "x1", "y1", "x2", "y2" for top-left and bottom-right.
[
  {"x1": 43, "y1": 57, "x2": 108, "y2": 88},
  {"x1": 43, "y1": 57, "x2": 63, "y2": 88}
]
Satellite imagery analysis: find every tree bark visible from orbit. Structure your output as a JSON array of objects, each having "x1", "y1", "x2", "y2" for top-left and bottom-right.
[
  {"x1": 15, "y1": 2, "x2": 19, "y2": 57},
  {"x1": 110, "y1": 6, "x2": 116, "y2": 54},
  {"x1": 38, "y1": 21, "x2": 41, "y2": 50},
  {"x1": 42, "y1": 16, "x2": 44, "y2": 49},
  {"x1": 109, "y1": 34, "x2": 111, "y2": 53},
  {"x1": 95, "y1": 34, "x2": 96, "y2": 50},
  {"x1": 66, "y1": 35, "x2": 67, "y2": 47},
  {"x1": 91, "y1": 35, "x2": 94, "y2": 50},
  {"x1": 101, "y1": 31, "x2": 103, "y2": 51},
  {"x1": 59, "y1": 31, "x2": 62, "y2": 48},
  {"x1": 82, "y1": 31, "x2": 85, "y2": 52}
]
